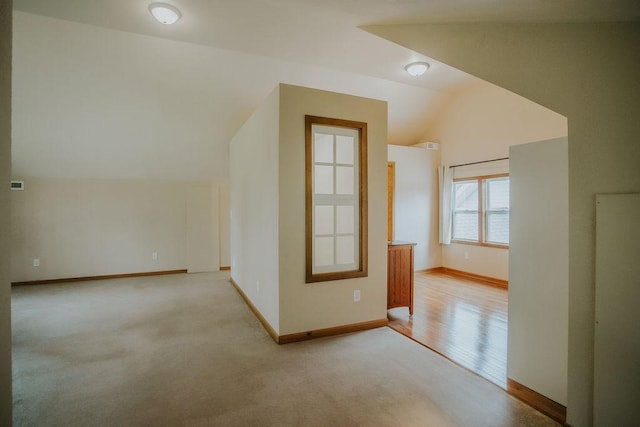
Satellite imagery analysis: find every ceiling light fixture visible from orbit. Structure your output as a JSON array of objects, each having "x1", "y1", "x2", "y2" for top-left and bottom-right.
[
  {"x1": 405, "y1": 62, "x2": 430, "y2": 77},
  {"x1": 148, "y1": 3, "x2": 181, "y2": 25}
]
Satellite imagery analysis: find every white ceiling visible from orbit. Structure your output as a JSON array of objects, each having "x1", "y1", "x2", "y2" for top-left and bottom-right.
[
  {"x1": 13, "y1": 11, "x2": 460, "y2": 182},
  {"x1": 13, "y1": 0, "x2": 639, "y2": 86},
  {"x1": 11, "y1": 0, "x2": 638, "y2": 180},
  {"x1": 12, "y1": 0, "x2": 482, "y2": 94}
]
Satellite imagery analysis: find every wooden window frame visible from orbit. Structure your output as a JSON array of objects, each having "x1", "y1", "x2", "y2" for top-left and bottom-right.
[
  {"x1": 305, "y1": 115, "x2": 368, "y2": 283},
  {"x1": 452, "y1": 173, "x2": 509, "y2": 249}
]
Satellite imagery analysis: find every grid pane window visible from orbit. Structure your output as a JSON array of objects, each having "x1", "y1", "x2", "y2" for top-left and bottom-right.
[
  {"x1": 453, "y1": 180, "x2": 479, "y2": 241},
  {"x1": 485, "y1": 178, "x2": 510, "y2": 245},
  {"x1": 487, "y1": 212, "x2": 509, "y2": 244},
  {"x1": 311, "y1": 124, "x2": 359, "y2": 274},
  {"x1": 452, "y1": 175, "x2": 510, "y2": 247}
]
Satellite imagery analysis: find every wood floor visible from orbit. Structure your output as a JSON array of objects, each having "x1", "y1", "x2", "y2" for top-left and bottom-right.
[{"x1": 388, "y1": 270, "x2": 508, "y2": 388}]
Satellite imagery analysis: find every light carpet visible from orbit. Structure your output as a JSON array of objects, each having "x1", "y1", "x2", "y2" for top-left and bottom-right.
[{"x1": 12, "y1": 271, "x2": 557, "y2": 426}]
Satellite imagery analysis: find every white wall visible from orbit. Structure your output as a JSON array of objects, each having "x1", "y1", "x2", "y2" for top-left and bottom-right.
[
  {"x1": 0, "y1": 1, "x2": 12, "y2": 423},
  {"x1": 218, "y1": 184, "x2": 231, "y2": 268},
  {"x1": 594, "y1": 194, "x2": 640, "y2": 426},
  {"x1": 429, "y1": 80, "x2": 568, "y2": 165},
  {"x1": 12, "y1": 11, "x2": 229, "y2": 183},
  {"x1": 367, "y1": 22, "x2": 640, "y2": 425},
  {"x1": 11, "y1": 178, "x2": 221, "y2": 282},
  {"x1": 12, "y1": 12, "x2": 229, "y2": 283},
  {"x1": 387, "y1": 144, "x2": 441, "y2": 270},
  {"x1": 509, "y1": 137, "x2": 568, "y2": 406},
  {"x1": 278, "y1": 84, "x2": 388, "y2": 335},
  {"x1": 428, "y1": 79, "x2": 567, "y2": 280},
  {"x1": 186, "y1": 185, "x2": 219, "y2": 273},
  {"x1": 12, "y1": 11, "x2": 456, "y2": 183},
  {"x1": 230, "y1": 84, "x2": 388, "y2": 336},
  {"x1": 230, "y1": 87, "x2": 280, "y2": 333}
]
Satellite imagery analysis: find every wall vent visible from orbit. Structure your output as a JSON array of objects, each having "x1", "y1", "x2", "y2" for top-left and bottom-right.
[{"x1": 11, "y1": 180, "x2": 24, "y2": 191}]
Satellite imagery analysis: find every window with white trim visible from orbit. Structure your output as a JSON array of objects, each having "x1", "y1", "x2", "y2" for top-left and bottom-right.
[{"x1": 452, "y1": 175, "x2": 509, "y2": 247}]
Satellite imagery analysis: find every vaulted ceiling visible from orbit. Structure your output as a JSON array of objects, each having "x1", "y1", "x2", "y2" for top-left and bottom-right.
[
  {"x1": 14, "y1": 1, "x2": 640, "y2": 82},
  {"x1": 11, "y1": 0, "x2": 638, "y2": 179}
]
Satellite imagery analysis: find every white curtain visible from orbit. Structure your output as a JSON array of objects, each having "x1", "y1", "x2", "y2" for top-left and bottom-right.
[{"x1": 438, "y1": 165, "x2": 453, "y2": 245}]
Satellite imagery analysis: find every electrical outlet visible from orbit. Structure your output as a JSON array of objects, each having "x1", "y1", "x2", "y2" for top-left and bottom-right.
[
  {"x1": 353, "y1": 290, "x2": 360, "y2": 302},
  {"x1": 33, "y1": 258, "x2": 40, "y2": 267},
  {"x1": 152, "y1": 252, "x2": 158, "y2": 260},
  {"x1": 464, "y1": 251, "x2": 469, "y2": 260}
]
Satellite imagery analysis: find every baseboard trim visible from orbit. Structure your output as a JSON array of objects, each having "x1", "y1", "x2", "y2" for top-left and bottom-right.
[
  {"x1": 507, "y1": 378, "x2": 566, "y2": 424},
  {"x1": 431, "y1": 266, "x2": 508, "y2": 289},
  {"x1": 11, "y1": 269, "x2": 188, "y2": 286},
  {"x1": 220, "y1": 266, "x2": 231, "y2": 271},
  {"x1": 416, "y1": 267, "x2": 444, "y2": 274},
  {"x1": 229, "y1": 277, "x2": 279, "y2": 343},
  {"x1": 278, "y1": 318, "x2": 389, "y2": 344},
  {"x1": 228, "y1": 278, "x2": 388, "y2": 345}
]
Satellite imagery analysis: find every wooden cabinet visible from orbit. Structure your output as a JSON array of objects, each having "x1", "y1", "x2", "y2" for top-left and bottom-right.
[{"x1": 387, "y1": 242, "x2": 416, "y2": 315}]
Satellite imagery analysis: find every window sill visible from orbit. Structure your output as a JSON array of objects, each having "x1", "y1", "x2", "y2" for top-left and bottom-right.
[{"x1": 451, "y1": 240, "x2": 509, "y2": 250}]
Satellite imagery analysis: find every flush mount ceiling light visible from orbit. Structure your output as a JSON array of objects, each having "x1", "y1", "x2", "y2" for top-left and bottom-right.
[
  {"x1": 405, "y1": 62, "x2": 430, "y2": 77},
  {"x1": 149, "y1": 3, "x2": 181, "y2": 25}
]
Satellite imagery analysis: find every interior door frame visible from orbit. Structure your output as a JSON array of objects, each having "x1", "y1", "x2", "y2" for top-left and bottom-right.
[{"x1": 388, "y1": 161, "x2": 395, "y2": 241}]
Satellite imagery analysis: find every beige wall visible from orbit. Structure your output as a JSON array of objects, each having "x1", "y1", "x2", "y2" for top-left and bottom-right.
[
  {"x1": 230, "y1": 84, "x2": 388, "y2": 336},
  {"x1": 593, "y1": 194, "x2": 640, "y2": 425},
  {"x1": 12, "y1": 11, "x2": 231, "y2": 283},
  {"x1": 509, "y1": 137, "x2": 569, "y2": 405},
  {"x1": 186, "y1": 185, "x2": 220, "y2": 273},
  {"x1": 428, "y1": 79, "x2": 567, "y2": 164},
  {"x1": 11, "y1": 178, "x2": 221, "y2": 282},
  {"x1": 366, "y1": 22, "x2": 640, "y2": 425},
  {"x1": 218, "y1": 184, "x2": 231, "y2": 268},
  {"x1": 387, "y1": 144, "x2": 441, "y2": 270},
  {"x1": 0, "y1": 1, "x2": 12, "y2": 424},
  {"x1": 428, "y1": 79, "x2": 567, "y2": 280},
  {"x1": 229, "y1": 87, "x2": 280, "y2": 333},
  {"x1": 12, "y1": 11, "x2": 230, "y2": 183},
  {"x1": 278, "y1": 84, "x2": 388, "y2": 335}
]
